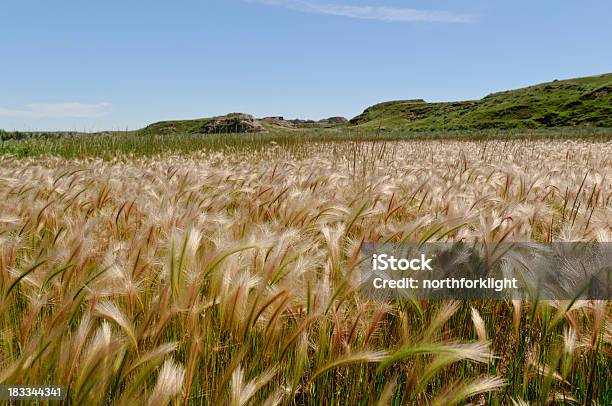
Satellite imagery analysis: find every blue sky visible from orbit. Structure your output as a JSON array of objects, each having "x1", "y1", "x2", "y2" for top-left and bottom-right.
[{"x1": 1, "y1": 0, "x2": 611, "y2": 131}]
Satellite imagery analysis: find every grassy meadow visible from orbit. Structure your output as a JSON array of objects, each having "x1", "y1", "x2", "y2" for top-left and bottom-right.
[{"x1": 0, "y1": 131, "x2": 611, "y2": 404}]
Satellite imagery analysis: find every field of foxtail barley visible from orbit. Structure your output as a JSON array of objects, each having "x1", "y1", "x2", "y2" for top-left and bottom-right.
[{"x1": 0, "y1": 137, "x2": 611, "y2": 404}]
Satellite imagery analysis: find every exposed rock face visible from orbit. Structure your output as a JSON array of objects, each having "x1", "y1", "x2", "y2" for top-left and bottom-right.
[
  {"x1": 287, "y1": 117, "x2": 348, "y2": 126},
  {"x1": 288, "y1": 119, "x2": 316, "y2": 126},
  {"x1": 260, "y1": 116, "x2": 348, "y2": 128},
  {"x1": 261, "y1": 116, "x2": 296, "y2": 128},
  {"x1": 581, "y1": 84, "x2": 612, "y2": 99},
  {"x1": 318, "y1": 117, "x2": 348, "y2": 124},
  {"x1": 200, "y1": 113, "x2": 265, "y2": 134}
]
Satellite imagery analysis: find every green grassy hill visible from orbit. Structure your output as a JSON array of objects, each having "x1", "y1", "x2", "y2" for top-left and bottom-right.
[
  {"x1": 350, "y1": 73, "x2": 612, "y2": 131},
  {"x1": 2, "y1": 74, "x2": 610, "y2": 138},
  {"x1": 136, "y1": 114, "x2": 345, "y2": 136},
  {"x1": 132, "y1": 73, "x2": 611, "y2": 135},
  {"x1": 137, "y1": 117, "x2": 216, "y2": 135}
]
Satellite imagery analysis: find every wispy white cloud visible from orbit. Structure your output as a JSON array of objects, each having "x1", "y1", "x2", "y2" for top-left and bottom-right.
[
  {"x1": 0, "y1": 102, "x2": 112, "y2": 118},
  {"x1": 250, "y1": 0, "x2": 474, "y2": 23}
]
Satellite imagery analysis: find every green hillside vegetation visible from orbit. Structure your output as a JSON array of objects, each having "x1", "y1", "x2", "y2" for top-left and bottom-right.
[
  {"x1": 2, "y1": 74, "x2": 610, "y2": 139},
  {"x1": 137, "y1": 114, "x2": 340, "y2": 136},
  {"x1": 104, "y1": 73, "x2": 612, "y2": 135},
  {"x1": 138, "y1": 117, "x2": 216, "y2": 135},
  {"x1": 350, "y1": 73, "x2": 612, "y2": 131}
]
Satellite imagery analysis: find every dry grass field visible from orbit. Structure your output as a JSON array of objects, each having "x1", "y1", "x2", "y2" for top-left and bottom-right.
[{"x1": 0, "y1": 138, "x2": 611, "y2": 404}]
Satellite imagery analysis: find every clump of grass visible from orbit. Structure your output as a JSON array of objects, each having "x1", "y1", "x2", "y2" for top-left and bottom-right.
[{"x1": 0, "y1": 137, "x2": 610, "y2": 404}]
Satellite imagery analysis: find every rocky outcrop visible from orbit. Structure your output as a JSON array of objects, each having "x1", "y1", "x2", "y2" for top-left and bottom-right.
[
  {"x1": 318, "y1": 117, "x2": 348, "y2": 125},
  {"x1": 196, "y1": 113, "x2": 349, "y2": 133},
  {"x1": 287, "y1": 117, "x2": 348, "y2": 126},
  {"x1": 200, "y1": 113, "x2": 265, "y2": 134},
  {"x1": 288, "y1": 119, "x2": 317, "y2": 126},
  {"x1": 261, "y1": 116, "x2": 296, "y2": 128},
  {"x1": 261, "y1": 116, "x2": 348, "y2": 128}
]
